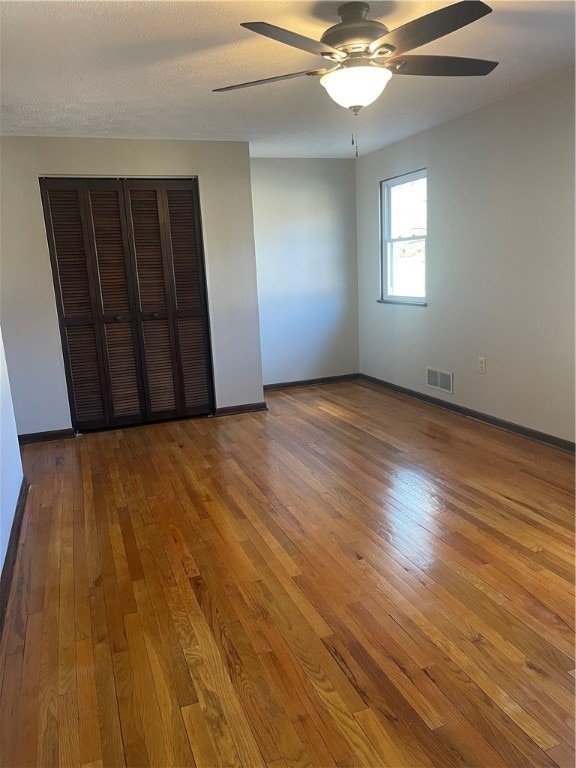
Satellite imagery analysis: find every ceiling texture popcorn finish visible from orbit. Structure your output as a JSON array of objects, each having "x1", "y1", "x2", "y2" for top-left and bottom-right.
[{"x1": 0, "y1": 1, "x2": 574, "y2": 158}]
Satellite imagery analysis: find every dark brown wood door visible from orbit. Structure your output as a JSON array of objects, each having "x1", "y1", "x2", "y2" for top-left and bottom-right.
[
  {"x1": 165, "y1": 182, "x2": 213, "y2": 416},
  {"x1": 84, "y1": 180, "x2": 146, "y2": 426},
  {"x1": 123, "y1": 179, "x2": 213, "y2": 421},
  {"x1": 40, "y1": 177, "x2": 213, "y2": 431},
  {"x1": 123, "y1": 181, "x2": 181, "y2": 421},
  {"x1": 41, "y1": 179, "x2": 110, "y2": 430}
]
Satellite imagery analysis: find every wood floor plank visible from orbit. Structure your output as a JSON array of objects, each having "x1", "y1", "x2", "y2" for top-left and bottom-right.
[
  {"x1": 182, "y1": 623, "x2": 265, "y2": 767},
  {"x1": 59, "y1": 532, "x2": 76, "y2": 695},
  {"x1": 183, "y1": 644, "x2": 246, "y2": 768},
  {"x1": 73, "y1": 500, "x2": 91, "y2": 642},
  {"x1": 258, "y1": 642, "x2": 348, "y2": 766},
  {"x1": 356, "y1": 560, "x2": 560, "y2": 749},
  {"x1": 131, "y1": 580, "x2": 196, "y2": 767},
  {"x1": 181, "y1": 702, "x2": 213, "y2": 767},
  {"x1": 547, "y1": 741, "x2": 576, "y2": 768},
  {"x1": 525, "y1": 697, "x2": 575, "y2": 745},
  {"x1": 58, "y1": 691, "x2": 81, "y2": 768},
  {"x1": 92, "y1": 476, "x2": 128, "y2": 655},
  {"x1": 112, "y1": 649, "x2": 150, "y2": 768},
  {"x1": 0, "y1": 650, "x2": 24, "y2": 768},
  {"x1": 219, "y1": 618, "x2": 312, "y2": 767},
  {"x1": 354, "y1": 706, "x2": 433, "y2": 767},
  {"x1": 76, "y1": 638, "x2": 102, "y2": 766},
  {"x1": 320, "y1": 604, "x2": 448, "y2": 731},
  {"x1": 37, "y1": 555, "x2": 61, "y2": 768},
  {"x1": 108, "y1": 513, "x2": 138, "y2": 618},
  {"x1": 13, "y1": 612, "x2": 43, "y2": 768},
  {"x1": 134, "y1": 565, "x2": 198, "y2": 708},
  {"x1": 247, "y1": 573, "x2": 367, "y2": 716},
  {"x1": 29, "y1": 502, "x2": 53, "y2": 616},
  {"x1": 2, "y1": 382, "x2": 573, "y2": 768},
  {"x1": 4, "y1": 489, "x2": 38, "y2": 657},
  {"x1": 123, "y1": 611, "x2": 170, "y2": 767},
  {"x1": 424, "y1": 662, "x2": 560, "y2": 768},
  {"x1": 323, "y1": 631, "x2": 466, "y2": 768},
  {"x1": 89, "y1": 585, "x2": 126, "y2": 768},
  {"x1": 241, "y1": 537, "x2": 333, "y2": 640},
  {"x1": 226, "y1": 481, "x2": 303, "y2": 578}
]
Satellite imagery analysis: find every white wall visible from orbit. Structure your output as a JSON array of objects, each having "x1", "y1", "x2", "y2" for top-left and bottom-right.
[
  {"x1": 0, "y1": 137, "x2": 264, "y2": 434},
  {"x1": 0, "y1": 325, "x2": 24, "y2": 571},
  {"x1": 251, "y1": 159, "x2": 358, "y2": 385},
  {"x1": 357, "y1": 72, "x2": 575, "y2": 442}
]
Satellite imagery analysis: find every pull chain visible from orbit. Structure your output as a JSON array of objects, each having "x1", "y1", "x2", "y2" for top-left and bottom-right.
[
  {"x1": 351, "y1": 131, "x2": 358, "y2": 158},
  {"x1": 351, "y1": 110, "x2": 359, "y2": 158}
]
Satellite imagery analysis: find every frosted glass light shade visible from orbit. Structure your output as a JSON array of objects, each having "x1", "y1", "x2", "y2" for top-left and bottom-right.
[{"x1": 320, "y1": 65, "x2": 392, "y2": 110}]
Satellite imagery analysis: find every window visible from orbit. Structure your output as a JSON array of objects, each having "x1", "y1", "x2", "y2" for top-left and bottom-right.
[{"x1": 380, "y1": 169, "x2": 427, "y2": 305}]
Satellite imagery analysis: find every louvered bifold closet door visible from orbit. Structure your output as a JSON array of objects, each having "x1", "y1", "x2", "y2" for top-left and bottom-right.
[
  {"x1": 164, "y1": 180, "x2": 213, "y2": 416},
  {"x1": 84, "y1": 180, "x2": 146, "y2": 425},
  {"x1": 40, "y1": 179, "x2": 109, "y2": 430},
  {"x1": 123, "y1": 179, "x2": 213, "y2": 419},
  {"x1": 42, "y1": 176, "x2": 213, "y2": 431},
  {"x1": 123, "y1": 181, "x2": 182, "y2": 420}
]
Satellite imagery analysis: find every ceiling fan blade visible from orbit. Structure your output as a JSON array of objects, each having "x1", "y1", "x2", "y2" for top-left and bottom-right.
[
  {"x1": 388, "y1": 55, "x2": 498, "y2": 76},
  {"x1": 213, "y1": 68, "x2": 328, "y2": 93},
  {"x1": 241, "y1": 22, "x2": 345, "y2": 60},
  {"x1": 369, "y1": 1, "x2": 493, "y2": 57}
]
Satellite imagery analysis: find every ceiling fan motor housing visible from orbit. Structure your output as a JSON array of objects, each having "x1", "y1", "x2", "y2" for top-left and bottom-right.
[{"x1": 320, "y1": 2, "x2": 392, "y2": 58}]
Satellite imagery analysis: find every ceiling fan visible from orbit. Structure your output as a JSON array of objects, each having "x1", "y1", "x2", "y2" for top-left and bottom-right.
[{"x1": 214, "y1": 1, "x2": 498, "y2": 113}]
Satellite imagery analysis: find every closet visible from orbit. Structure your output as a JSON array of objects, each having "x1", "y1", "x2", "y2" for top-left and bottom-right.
[{"x1": 40, "y1": 177, "x2": 213, "y2": 431}]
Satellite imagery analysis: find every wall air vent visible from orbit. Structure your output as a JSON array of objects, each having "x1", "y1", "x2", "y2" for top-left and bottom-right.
[{"x1": 426, "y1": 367, "x2": 453, "y2": 394}]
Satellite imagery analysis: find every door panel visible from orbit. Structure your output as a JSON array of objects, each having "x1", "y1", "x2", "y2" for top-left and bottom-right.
[
  {"x1": 128, "y1": 189, "x2": 169, "y2": 313},
  {"x1": 142, "y1": 319, "x2": 178, "y2": 414},
  {"x1": 65, "y1": 325, "x2": 106, "y2": 427},
  {"x1": 124, "y1": 182, "x2": 182, "y2": 419},
  {"x1": 167, "y1": 187, "x2": 203, "y2": 312},
  {"x1": 85, "y1": 181, "x2": 146, "y2": 425},
  {"x1": 88, "y1": 187, "x2": 132, "y2": 315},
  {"x1": 105, "y1": 322, "x2": 142, "y2": 418},
  {"x1": 41, "y1": 181, "x2": 110, "y2": 430},
  {"x1": 48, "y1": 188, "x2": 94, "y2": 318},
  {"x1": 164, "y1": 182, "x2": 213, "y2": 416},
  {"x1": 178, "y1": 317, "x2": 211, "y2": 412}
]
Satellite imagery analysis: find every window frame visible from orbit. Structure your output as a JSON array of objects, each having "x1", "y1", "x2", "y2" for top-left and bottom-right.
[{"x1": 379, "y1": 168, "x2": 427, "y2": 306}]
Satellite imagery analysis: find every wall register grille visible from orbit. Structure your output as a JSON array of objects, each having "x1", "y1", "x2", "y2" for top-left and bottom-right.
[{"x1": 426, "y1": 367, "x2": 453, "y2": 394}]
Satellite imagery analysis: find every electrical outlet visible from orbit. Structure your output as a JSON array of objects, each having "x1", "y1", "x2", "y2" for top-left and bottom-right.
[{"x1": 478, "y1": 356, "x2": 486, "y2": 374}]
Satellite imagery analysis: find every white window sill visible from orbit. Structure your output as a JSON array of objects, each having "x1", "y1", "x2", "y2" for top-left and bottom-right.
[{"x1": 377, "y1": 299, "x2": 427, "y2": 307}]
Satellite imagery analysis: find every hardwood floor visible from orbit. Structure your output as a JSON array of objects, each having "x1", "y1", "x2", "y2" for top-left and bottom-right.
[{"x1": 0, "y1": 381, "x2": 574, "y2": 768}]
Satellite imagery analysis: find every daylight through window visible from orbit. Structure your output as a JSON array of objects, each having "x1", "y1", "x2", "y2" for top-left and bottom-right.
[{"x1": 380, "y1": 169, "x2": 427, "y2": 304}]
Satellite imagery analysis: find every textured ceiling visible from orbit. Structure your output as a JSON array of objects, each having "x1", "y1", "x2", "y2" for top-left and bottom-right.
[{"x1": 0, "y1": 1, "x2": 574, "y2": 158}]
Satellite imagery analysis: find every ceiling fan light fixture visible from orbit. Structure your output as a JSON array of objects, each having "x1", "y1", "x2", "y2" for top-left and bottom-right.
[{"x1": 320, "y1": 64, "x2": 392, "y2": 111}]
